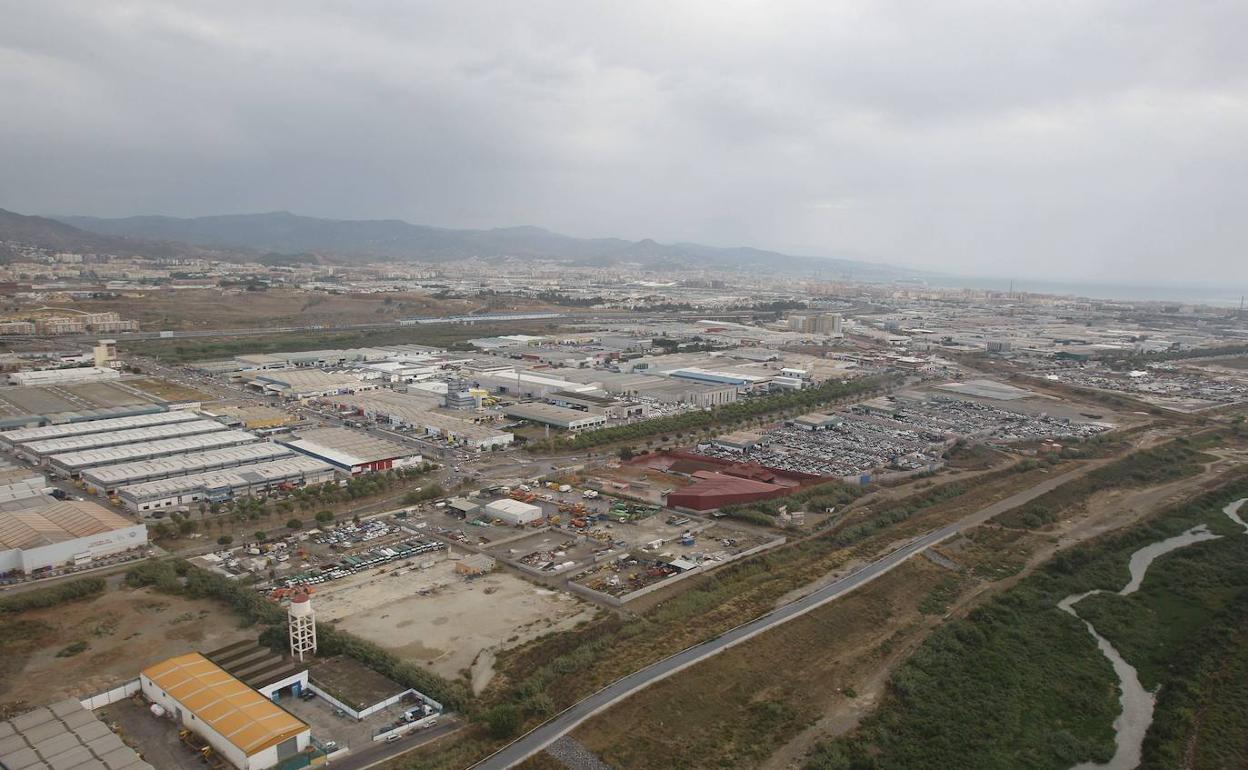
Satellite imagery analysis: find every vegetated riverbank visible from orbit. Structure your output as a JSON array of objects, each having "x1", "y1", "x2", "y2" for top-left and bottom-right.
[
  {"x1": 994, "y1": 437, "x2": 1214, "y2": 529},
  {"x1": 804, "y1": 473, "x2": 1248, "y2": 770}
]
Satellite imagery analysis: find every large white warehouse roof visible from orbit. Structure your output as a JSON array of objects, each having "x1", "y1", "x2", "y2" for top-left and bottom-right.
[
  {"x1": 21, "y1": 419, "x2": 229, "y2": 456},
  {"x1": 49, "y1": 430, "x2": 260, "y2": 473},
  {"x1": 0, "y1": 500, "x2": 136, "y2": 550},
  {"x1": 117, "y1": 456, "x2": 335, "y2": 504},
  {"x1": 82, "y1": 443, "x2": 296, "y2": 488},
  {"x1": 0, "y1": 409, "x2": 192, "y2": 445}
]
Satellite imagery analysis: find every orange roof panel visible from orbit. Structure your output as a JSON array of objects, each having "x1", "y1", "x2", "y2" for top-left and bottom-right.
[{"x1": 143, "y1": 653, "x2": 307, "y2": 756}]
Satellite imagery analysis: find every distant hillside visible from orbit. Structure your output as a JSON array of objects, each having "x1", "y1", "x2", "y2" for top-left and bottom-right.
[
  {"x1": 57, "y1": 211, "x2": 917, "y2": 278},
  {"x1": 0, "y1": 207, "x2": 284, "y2": 265},
  {"x1": 0, "y1": 208, "x2": 181, "y2": 260}
]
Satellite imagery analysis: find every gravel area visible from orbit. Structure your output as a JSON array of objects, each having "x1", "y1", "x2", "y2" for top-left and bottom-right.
[{"x1": 547, "y1": 736, "x2": 614, "y2": 770}]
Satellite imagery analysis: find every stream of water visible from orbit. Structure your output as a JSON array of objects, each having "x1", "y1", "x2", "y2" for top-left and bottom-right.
[{"x1": 1056, "y1": 497, "x2": 1248, "y2": 770}]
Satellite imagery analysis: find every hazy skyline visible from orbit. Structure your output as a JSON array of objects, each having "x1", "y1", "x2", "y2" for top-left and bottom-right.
[{"x1": 2, "y1": 1, "x2": 1246, "y2": 283}]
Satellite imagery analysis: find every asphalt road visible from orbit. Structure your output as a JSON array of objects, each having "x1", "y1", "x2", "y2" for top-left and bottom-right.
[
  {"x1": 471, "y1": 462, "x2": 1103, "y2": 769},
  {"x1": 331, "y1": 719, "x2": 462, "y2": 770}
]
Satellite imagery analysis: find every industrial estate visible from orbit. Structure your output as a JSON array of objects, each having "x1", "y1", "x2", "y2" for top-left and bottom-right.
[{"x1": 0, "y1": 232, "x2": 1245, "y2": 770}]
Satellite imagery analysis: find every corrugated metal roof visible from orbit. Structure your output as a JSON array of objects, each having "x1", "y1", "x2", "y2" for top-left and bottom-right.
[
  {"x1": 0, "y1": 500, "x2": 136, "y2": 549},
  {"x1": 142, "y1": 653, "x2": 307, "y2": 757}
]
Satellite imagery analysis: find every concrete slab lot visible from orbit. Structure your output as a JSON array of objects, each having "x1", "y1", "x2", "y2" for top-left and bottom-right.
[
  {"x1": 0, "y1": 381, "x2": 166, "y2": 420},
  {"x1": 313, "y1": 555, "x2": 593, "y2": 678}
]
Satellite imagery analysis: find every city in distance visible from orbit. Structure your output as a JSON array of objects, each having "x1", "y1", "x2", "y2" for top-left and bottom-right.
[{"x1": 1, "y1": 3, "x2": 1246, "y2": 770}]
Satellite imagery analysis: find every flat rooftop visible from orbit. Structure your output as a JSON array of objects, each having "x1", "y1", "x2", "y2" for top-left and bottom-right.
[
  {"x1": 308, "y1": 656, "x2": 408, "y2": 711},
  {"x1": 278, "y1": 427, "x2": 417, "y2": 466},
  {"x1": 21, "y1": 419, "x2": 228, "y2": 456},
  {"x1": 117, "y1": 456, "x2": 334, "y2": 502},
  {"x1": 0, "y1": 698, "x2": 153, "y2": 770},
  {"x1": 82, "y1": 443, "x2": 295, "y2": 486},
  {"x1": 49, "y1": 430, "x2": 260, "y2": 471}
]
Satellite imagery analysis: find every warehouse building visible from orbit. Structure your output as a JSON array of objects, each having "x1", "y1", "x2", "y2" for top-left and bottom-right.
[
  {"x1": 713, "y1": 431, "x2": 766, "y2": 452},
  {"x1": 0, "y1": 500, "x2": 147, "y2": 574},
  {"x1": 200, "y1": 404, "x2": 296, "y2": 431},
  {"x1": 546, "y1": 389, "x2": 647, "y2": 419},
  {"x1": 277, "y1": 427, "x2": 421, "y2": 475},
  {"x1": 48, "y1": 430, "x2": 261, "y2": 478},
  {"x1": 555, "y1": 369, "x2": 738, "y2": 407},
  {"x1": 7, "y1": 367, "x2": 122, "y2": 387},
  {"x1": 503, "y1": 402, "x2": 608, "y2": 432},
  {"x1": 141, "y1": 653, "x2": 311, "y2": 770},
  {"x1": 788, "y1": 413, "x2": 842, "y2": 431},
  {"x1": 0, "y1": 458, "x2": 49, "y2": 507},
  {"x1": 484, "y1": 498, "x2": 543, "y2": 526},
  {"x1": 81, "y1": 443, "x2": 297, "y2": 496},
  {"x1": 470, "y1": 369, "x2": 599, "y2": 399},
  {"x1": 666, "y1": 367, "x2": 772, "y2": 392},
  {"x1": 16, "y1": 419, "x2": 230, "y2": 463},
  {"x1": 245, "y1": 370, "x2": 377, "y2": 400},
  {"x1": 116, "y1": 456, "x2": 336, "y2": 513},
  {"x1": 0, "y1": 698, "x2": 153, "y2": 770},
  {"x1": 0, "y1": 409, "x2": 191, "y2": 447},
  {"x1": 319, "y1": 392, "x2": 514, "y2": 450}
]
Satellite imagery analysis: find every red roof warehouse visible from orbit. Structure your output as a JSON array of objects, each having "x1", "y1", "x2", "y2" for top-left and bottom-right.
[{"x1": 636, "y1": 451, "x2": 820, "y2": 511}]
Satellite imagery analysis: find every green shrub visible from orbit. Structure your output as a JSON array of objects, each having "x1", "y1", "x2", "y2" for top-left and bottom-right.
[{"x1": 0, "y1": 578, "x2": 105, "y2": 614}]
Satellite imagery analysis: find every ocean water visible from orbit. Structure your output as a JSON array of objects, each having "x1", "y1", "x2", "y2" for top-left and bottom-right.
[{"x1": 923, "y1": 276, "x2": 1246, "y2": 307}]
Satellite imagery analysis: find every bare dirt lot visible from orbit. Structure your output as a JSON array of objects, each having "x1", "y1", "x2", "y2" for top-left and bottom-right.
[
  {"x1": 61, "y1": 288, "x2": 483, "y2": 330},
  {"x1": 0, "y1": 583, "x2": 252, "y2": 710},
  {"x1": 312, "y1": 555, "x2": 594, "y2": 680}
]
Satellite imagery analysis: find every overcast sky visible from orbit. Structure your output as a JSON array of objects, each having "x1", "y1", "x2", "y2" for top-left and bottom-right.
[{"x1": 2, "y1": 1, "x2": 1245, "y2": 283}]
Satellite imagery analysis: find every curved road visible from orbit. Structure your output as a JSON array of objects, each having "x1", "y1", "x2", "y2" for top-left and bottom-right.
[{"x1": 471, "y1": 462, "x2": 1102, "y2": 769}]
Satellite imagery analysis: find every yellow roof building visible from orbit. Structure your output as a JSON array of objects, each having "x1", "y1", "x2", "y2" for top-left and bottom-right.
[{"x1": 142, "y1": 653, "x2": 307, "y2": 757}]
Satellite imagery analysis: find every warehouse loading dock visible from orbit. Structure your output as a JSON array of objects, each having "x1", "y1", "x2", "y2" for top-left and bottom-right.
[
  {"x1": 116, "y1": 456, "x2": 336, "y2": 513},
  {"x1": 81, "y1": 443, "x2": 297, "y2": 496}
]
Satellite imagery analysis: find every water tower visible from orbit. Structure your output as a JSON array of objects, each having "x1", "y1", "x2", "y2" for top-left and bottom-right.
[{"x1": 288, "y1": 591, "x2": 317, "y2": 661}]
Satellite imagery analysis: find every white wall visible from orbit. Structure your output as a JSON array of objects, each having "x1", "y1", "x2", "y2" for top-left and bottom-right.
[
  {"x1": 19, "y1": 524, "x2": 147, "y2": 572},
  {"x1": 140, "y1": 673, "x2": 309, "y2": 770},
  {"x1": 141, "y1": 673, "x2": 250, "y2": 770}
]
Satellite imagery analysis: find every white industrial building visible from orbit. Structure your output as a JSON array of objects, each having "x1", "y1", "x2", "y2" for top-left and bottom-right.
[
  {"x1": 0, "y1": 409, "x2": 193, "y2": 447},
  {"x1": 470, "y1": 369, "x2": 599, "y2": 399},
  {"x1": 245, "y1": 370, "x2": 378, "y2": 400},
  {"x1": 484, "y1": 498, "x2": 543, "y2": 526},
  {"x1": 0, "y1": 501, "x2": 147, "y2": 574},
  {"x1": 7, "y1": 367, "x2": 122, "y2": 387},
  {"x1": 81, "y1": 443, "x2": 297, "y2": 496},
  {"x1": 48, "y1": 429, "x2": 261, "y2": 477},
  {"x1": 141, "y1": 653, "x2": 311, "y2": 770},
  {"x1": 318, "y1": 392, "x2": 514, "y2": 450},
  {"x1": 116, "y1": 456, "x2": 336, "y2": 513},
  {"x1": 503, "y1": 402, "x2": 608, "y2": 432},
  {"x1": 0, "y1": 457, "x2": 49, "y2": 507},
  {"x1": 277, "y1": 427, "x2": 421, "y2": 475},
  {"x1": 16, "y1": 419, "x2": 230, "y2": 463}
]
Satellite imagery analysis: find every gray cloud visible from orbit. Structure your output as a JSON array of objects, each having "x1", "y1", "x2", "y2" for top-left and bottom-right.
[{"x1": 1, "y1": 1, "x2": 1246, "y2": 283}]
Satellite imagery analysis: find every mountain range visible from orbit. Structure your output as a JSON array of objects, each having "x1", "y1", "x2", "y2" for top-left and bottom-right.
[{"x1": 1, "y1": 207, "x2": 919, "y2": 279}]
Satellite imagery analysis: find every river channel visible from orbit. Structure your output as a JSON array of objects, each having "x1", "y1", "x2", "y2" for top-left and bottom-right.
[{"x1": 1057, "y1": 496, "x2": 1248, "y2": 770}]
